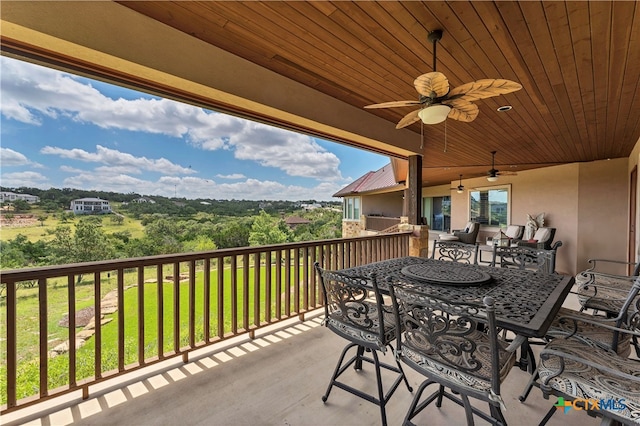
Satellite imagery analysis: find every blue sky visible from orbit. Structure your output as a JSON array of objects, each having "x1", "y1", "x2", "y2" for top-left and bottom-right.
[{"x1": 0, "y1": 57, "x2": 389, "y2": 201}]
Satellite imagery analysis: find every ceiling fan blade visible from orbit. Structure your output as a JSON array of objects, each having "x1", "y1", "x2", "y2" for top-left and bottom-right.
[
  {"x1": 414, "y1": 72, "x2": 449, "y2": 98},
  {"x1": 395, "y1": 109, "x2": 421, "y2": 129},
  {"x1": 443, "y1": 99, "x2": 479, "y2": 122},
  {"x1": 448, "y1": 79, "x2": 522, "y2": 101},
  {"x1": 364, "y1": 100, "x2": 422, "y2": 109},
  {"x1": 498, "y1": 171, "x2": 518, "y2": 176}
]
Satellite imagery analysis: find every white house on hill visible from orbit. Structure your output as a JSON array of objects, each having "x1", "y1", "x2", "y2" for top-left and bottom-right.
[
  {"x1": 0, "y1": 191, "x2": 40, "y2": 204},
  {"x1": 70, "y1": 198, "x2": 112, "y2": 215}
]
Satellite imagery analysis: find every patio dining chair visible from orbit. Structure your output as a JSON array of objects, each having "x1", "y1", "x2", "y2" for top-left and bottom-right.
[
  {"x1": 535, "y1": 278, "x2": 640, "y2": 425},
  {"x1": 314, "y1": 263, "x2": 412, "y2": 426},
  {"x1": 489, "y1": 244, "x2": 560, "y2": 374},
  {"x1": 389, "y1": 282, "x2": 517, "y2": 426},
  {"x1": 575, "y1": 258, "x2": 640, "y2": 317},
  {"x1": 430, "y1": 240, "x2": 479, "y2": 264},
  {"x1": 490, "y1": 243, "x2": 562, "y2": 274},
  {"x1": 518, "y1": 277, "x2": 640, "y2": 403}
]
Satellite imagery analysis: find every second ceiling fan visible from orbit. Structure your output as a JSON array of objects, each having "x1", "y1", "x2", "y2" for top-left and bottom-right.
[
  {"x1": 364, "y1": 30, "x2": 522, "y2": 128},
  {"x1": 486, "y1": 151, "x2": 517, "y2": 182}
]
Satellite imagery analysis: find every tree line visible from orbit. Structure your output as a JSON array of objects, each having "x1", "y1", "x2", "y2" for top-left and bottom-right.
[
  {"x1": 0, "y1": 203, "x2": 342, "y2": 269},
  {"x1": 1, "y1": 186, "x2": 338, "y2": 217}
]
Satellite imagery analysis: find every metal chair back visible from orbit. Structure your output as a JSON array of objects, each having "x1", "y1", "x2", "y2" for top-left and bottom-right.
[
  {"x1": 389, "y1": 282, "x2": 515, "y2": 425},
  {"x1": 430, "y1": 240, "x2": 479, "y2": 264},
  {"x1": 491, "y1": 245, "x2": 559, "y2": 274},
  {"x1": 314, "y1": 263, "x2": 412, "y2": 426}
]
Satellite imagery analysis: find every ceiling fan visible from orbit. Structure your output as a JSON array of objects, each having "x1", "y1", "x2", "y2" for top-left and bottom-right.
[
  {"x1": 364, "y1": 30, "x2": 523, "y2": 128},
  {"x1": 450, "y1": 174, "x2": 465, "y2": 193},
  {"x1": 487, "y1": 151, "x2": 517, "y2": 182}
]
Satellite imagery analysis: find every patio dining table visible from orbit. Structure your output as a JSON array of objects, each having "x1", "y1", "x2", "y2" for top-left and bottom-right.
[{"x1": 335, "y1": 256, "x2": 575, "y2": 339}]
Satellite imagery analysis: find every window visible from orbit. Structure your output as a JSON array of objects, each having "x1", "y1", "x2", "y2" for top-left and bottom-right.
[
  {"x1": 343, "y1": 196, "x2": 361, "y2": 220},
  {"x1": 469, "y1": 185, "x2": 510, "y2": 227},
  {"x1": 424, "y1": 196, "x2": 451, "y2": 231}
]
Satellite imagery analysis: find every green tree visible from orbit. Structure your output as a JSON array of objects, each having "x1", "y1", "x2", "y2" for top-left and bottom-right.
[
  {"x1": 248, "y1": 210, "x2": 291, "y2": 246},
  {"x1": 74, "y1": 217, "x2": 115, "y2": 263},
  {"x1": 213, "y1": 219, "x2": 251, "y2": 248},
  {"x1": 143, "y1": 218, "x2": 183, "y2": 255},
  {"x1": 183, "y1": 235, "x2": 217, "y2": 253},
  {"x1": 47, "y1": 217, "x2": 115, "y2": 267},
  {"x1": 110, "y1": 214, "x2": 124, "y2": 225},
  {"x1": 12, "y1": 199, "x2": 31, "y2": 213},
  {"x1": 47, "y1": 225, "x2": 75, "y2": 265},
  {"x1": 37, "y1": 214, "x2": 48, "y2": 227}
]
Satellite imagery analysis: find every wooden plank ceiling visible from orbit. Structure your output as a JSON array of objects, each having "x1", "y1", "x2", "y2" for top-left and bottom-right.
[{"x1": 120, "y1": 1, "x2": 640, "y2": 185}]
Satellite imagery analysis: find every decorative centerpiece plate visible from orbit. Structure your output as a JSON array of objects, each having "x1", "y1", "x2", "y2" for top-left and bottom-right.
[{"x1": 400, "y1": 263, "x2": 493, "y2": 286}]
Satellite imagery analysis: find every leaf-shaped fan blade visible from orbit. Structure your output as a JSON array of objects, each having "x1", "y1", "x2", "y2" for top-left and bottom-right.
[
  {"x1": 395, "y1": 109, "x2": 421, "y2": 129},
  {"x1": 443, "y1": 99, "x2": 479, "y2": 122},
  {"x1": 364, "y1": 100, "x2": 421, "y2": 109},
  {"x1": 414, "y1": 72, "x2": 450, "y2": 98},
  {"x1": 448, "y1": 79, "x2": 522, "y2": 101}
]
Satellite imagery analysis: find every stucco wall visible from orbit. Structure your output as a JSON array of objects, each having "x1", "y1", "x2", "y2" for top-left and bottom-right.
[
  {"x1": 576, "y1": 160, "x2": 629, "y2": 273},
  {"x1": 362, "y1": 192, "x2": 404, "y2": 217},
  {"x1": 446, "y1": 159, "x2": 628, "y2": 276}
]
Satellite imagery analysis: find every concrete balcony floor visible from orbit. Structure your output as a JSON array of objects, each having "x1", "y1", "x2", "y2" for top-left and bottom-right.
[{"x1": 5, "y1": 301, "x2": 598, "y2": 426}]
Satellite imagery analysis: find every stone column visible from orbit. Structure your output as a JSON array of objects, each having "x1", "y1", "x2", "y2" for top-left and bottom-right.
[{"x1": 400, "y1": 223, "x2": 431, "y2": 258}]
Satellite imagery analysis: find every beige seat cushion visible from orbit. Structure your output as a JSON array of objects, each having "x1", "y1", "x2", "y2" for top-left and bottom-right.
[
  {"x1": 505, "y1": 225, "x2": 521, "y2": 239},
  {"x1": 533, "y1": 227, "x2": 551, "y2": 242},
  {"x1": 439, "y1": 234, "x2": 459, "y2": 241}
]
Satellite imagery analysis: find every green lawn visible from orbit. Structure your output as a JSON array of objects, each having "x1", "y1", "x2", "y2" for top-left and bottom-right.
[
  {"x1": 1, "y1": 263, "x2": 306, "y2": 404},
  {"x1": 0, "y1": 213, "x2": 145, "y2": 242}
]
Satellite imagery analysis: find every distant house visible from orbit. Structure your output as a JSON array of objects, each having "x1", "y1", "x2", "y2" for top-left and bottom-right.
[
  {"x1": 70, "y1": 198, "x2": 112, "y2": 215},
  {"x1": 0, "y1": 191, "x2": 40, "y2": 204},
  {"x1": 131, "y1": 197, "x2": 155, "y2": 204},
  {"x1": 300, "y1": 203, "x2": 322, "y2": 210},
  {"x1": 285, "y1": 216, "x2": 311, "y2": 229},
  {"x1": 333, "y1": 164, "x2": 405, "y2": 237}
]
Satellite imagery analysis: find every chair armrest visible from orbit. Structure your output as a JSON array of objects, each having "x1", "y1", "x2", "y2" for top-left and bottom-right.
[
  {"x1": 540, "y1": 347, "x2": 640, "y2": 385},
  {"x1": 553, "y1": 312, "x2": 639, "y2": 352},
  {"x1": 577, "y1": 271, "x2": 636, "y2": 292},
  {"x1": 586, "y1": 258, "x2": 640, "y2": 276}
]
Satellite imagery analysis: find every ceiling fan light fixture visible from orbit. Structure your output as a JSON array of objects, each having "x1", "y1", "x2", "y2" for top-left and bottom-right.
[
  {"x1": 487, "y1": 175, "x2": 499, "y2": 182},
  {"x1": 418, "y1": 104, "x2": 451, "y2": 124}
]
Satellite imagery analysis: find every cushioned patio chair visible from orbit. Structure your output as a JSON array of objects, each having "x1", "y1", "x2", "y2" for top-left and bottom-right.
[
  {"x1": 515, "y1": 227, "x2": 556, "y2": 250},
  {"x1": 314, "y1": 263, "x2": 412, "y2": 426},
  {"x1": 439, "y1": 221, "x2": 479, "y2": 245},
  {"x1": 430, "y1": 240, "x2": 479, "y2": 264},
  {"x1": 535, "y1": 278, "x2": 640, "y2": 425},
  {"x1": 518, "y1": 278, "x2": 640, "y2": 402},
  {"x1": 389, "y1": 282, "x2": 516, "y2": 426},
  {"x1": 575, "y1": 258, "x2": 640, "y2": 316}
]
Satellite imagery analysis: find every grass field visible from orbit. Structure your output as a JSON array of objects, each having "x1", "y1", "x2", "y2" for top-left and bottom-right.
[
  {"x1": 0, "y1": 262, "x2": 305, "y2": 404},
  {"x1": 0, "y1": 210, "x2": 145, "y2": 242}
]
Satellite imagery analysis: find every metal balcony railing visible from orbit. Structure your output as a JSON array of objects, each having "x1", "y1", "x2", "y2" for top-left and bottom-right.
[{"x1": 0, "y1": 232, "x2": 410, "y2": 413}]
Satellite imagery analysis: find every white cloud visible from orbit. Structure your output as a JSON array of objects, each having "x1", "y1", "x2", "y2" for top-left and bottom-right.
[
  {"x1": 0, "y1": 147, "x2": 44, "y2": 168},
  {"x1": 59, "y1": 170, "x2": 340, "y2": 201},
  {"x1": 41, "y1": 145, "x2": 194, "y2": 176},
  {"x1": 0, "y1": 171, "x2": 49, "y2": 188},
  {"x1": 1, "y1": 147, "x2": 30, "y2": 166},
  {"x1": 1, "y1": 57, "x2": 345, "y2": 182},
  {"x1": 60, "y1": 165, "x2": 87, "y2": 173},
  {"x1": 216, "y1": 173, "x2": 246, "y2": 179}
]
